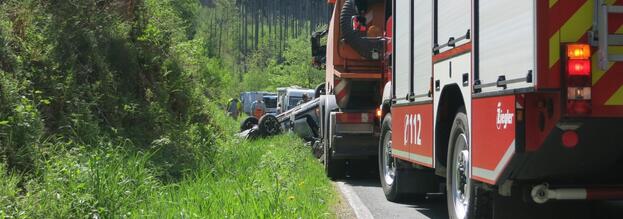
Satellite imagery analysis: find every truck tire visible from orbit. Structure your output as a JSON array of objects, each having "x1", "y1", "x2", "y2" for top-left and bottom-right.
[
  {"x1": 380, "y1": 114, "x2": 440, "y2": 202},
  {"x1": 446, "y1": 108, "x2": 491, "y2": 219},
  {"x1": 323, "y1": 136, "x2": 345, "y2": 179},
  {"x1": 240, "y1": 117, "x2": 259, "y2": 131},
  {"x1": 379, "y1": 113, "x2": 404, "y2": 201},
  {"x1": 258, "y1": 114, "x2": 281, "y2": 136}
]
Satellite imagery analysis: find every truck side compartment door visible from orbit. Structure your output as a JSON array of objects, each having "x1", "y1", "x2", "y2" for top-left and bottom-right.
[
  {"x1": 391, "y1": 0, "x2": 414, "y2": 158},
  {"x1": 432, "y1": 0, "x2": 473, "y2": 169},
  {"x1": 390, "y1": 0, "x2": 435, "y2": 167}
]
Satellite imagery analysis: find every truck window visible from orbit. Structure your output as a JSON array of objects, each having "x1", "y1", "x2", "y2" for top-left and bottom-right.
[
  {"x1": 288, "y1": 96, "x2": 303, "y2": 109},
  {"x1": 263, "y1": 97, "x2": 277, "y2": 108}
]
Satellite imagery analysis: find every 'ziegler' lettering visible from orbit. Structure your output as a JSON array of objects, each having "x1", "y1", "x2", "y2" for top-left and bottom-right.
[
  {"x1": 404, "y1": 114, "x2": 423, "y2": 146},
  {"x1": 496, "y1": 102, "x2": 514, "y2": 130}
]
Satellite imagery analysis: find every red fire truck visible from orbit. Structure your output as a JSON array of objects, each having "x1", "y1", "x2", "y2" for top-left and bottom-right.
[
  {"x1": 315, "y1": 0, "x2": 390, "y2": 178},
  {"x1": 318, "y1": 0, "x2": 623, "y2": 218}
]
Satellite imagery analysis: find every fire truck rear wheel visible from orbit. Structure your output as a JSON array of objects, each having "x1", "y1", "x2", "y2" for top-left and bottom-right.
[
  {"x1": 323, "y1": 137, "x2": 345, "y2": 179},
  {"x1": 446, "y1": 108, "x2": 491, "y2": 219}
]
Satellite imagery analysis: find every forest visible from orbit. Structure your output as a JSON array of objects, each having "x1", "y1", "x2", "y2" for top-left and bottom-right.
[
  {"x1": 200, "y1": 0, "x2": 330, "y2": 92},
  {"x1": 0, "y1": 0, "x2": 334, "y2": 217}
]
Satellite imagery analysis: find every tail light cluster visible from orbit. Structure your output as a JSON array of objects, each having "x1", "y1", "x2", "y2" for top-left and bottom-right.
[{"x1": 565, "y1": 44, "x2": 592, "y2": 115}]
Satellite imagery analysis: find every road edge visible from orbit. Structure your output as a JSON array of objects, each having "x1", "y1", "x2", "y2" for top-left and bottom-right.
[{"x1": 336, "y1": 181, "x2": 375, "y2": 219}]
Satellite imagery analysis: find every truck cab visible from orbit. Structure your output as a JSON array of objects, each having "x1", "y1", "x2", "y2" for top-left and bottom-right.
[
  {"x1": 240, "y1": 91, "x2": 276, "y2": 116},
  {"x1": 276, "y1": 87, "x2": 315, "y2": 114}
]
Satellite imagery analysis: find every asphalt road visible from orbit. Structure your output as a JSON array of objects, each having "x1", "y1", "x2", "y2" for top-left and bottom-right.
[
  {"x1": 336, "y1": 160, "x2": 448, "y2": 219},
  {"x1": 338, "y1": 179, "x2": 448, "y2": 219},
  {"x1": 336, "y1": 160, "x2": 623, "y2": 219}
]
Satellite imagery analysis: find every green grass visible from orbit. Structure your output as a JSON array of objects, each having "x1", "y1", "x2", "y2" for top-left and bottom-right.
[
  {"x1": 1, "y1": 102, "x2": 337, "y2": 218},
  {"x1": 0, "y1": 121, "x2": 337, "y2": 218},
  {"x1": 134, "y1": 134, "x2": 336, "y2": 218},
  {"x1": 0, "y1": 141, "x2": 163, "y2": 218}
]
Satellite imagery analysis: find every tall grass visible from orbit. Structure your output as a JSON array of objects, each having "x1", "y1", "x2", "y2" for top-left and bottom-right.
[
  {"x1": 0, "y1": 108, "x2": 337, "y2": 218},
  {"x1": 136, "y1": 134, "x2": 336, "y2": 218},
  {"x1": 0, "y1": 141, "x2": 162, "y2": 218}
]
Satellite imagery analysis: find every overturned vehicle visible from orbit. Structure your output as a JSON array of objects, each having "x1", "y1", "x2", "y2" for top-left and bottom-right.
[{"x1": 238, "y1": 97, "x2": 321, "y2": 143}]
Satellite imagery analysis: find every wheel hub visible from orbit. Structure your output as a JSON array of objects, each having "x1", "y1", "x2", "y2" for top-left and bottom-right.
[
  {"x1": 266, "y1": 119, "x2": 278, "y2": 133},
  {"x1": 452, "y1": 133, "x2": 470, "y2": 219},
  {"x1": 383, "y1": 132, "x2": 396, "y2": 186}
]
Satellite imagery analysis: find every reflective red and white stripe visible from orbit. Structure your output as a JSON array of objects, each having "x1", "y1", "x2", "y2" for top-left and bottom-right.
[
  {"x1": 335, "y1": 79, "x2": 350, "y2": 108},
  {"x1": 335, "y1": 112, "x2": 374, "y2": 124}
]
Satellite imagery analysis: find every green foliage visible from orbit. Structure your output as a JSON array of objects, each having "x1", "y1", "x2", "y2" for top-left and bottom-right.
[
  {"x1": 1, "y1": 0, "x2": 223, "y2": 209},
  {"x1": 0, "y1": 0, "x2": 228, "y2": 173},
  {"x1": 0, "y1": 72, "x2": 44, "y2": 172},
  {"x1": 241, "y1": 37, "x2": 325, "y2": 93},
  {"x1": 268, "y1": 37, "x2": 325, "y2": 89},
  {"x1": 197, "y1": 1, "x2": 327, "y2": 97},
  {"x1": 0, "y1": 0, "x2": 336, "y2": 217}
]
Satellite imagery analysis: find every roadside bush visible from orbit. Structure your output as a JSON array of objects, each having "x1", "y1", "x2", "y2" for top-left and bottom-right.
[
  {"x1": 0, "y1": 72, "x2": 44, "y2": 173},
  {"x1": 0, "y1": 0, "x2": 221, "y2": 173}
]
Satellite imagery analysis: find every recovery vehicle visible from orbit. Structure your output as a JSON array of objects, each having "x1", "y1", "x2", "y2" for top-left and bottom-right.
[{"x1": 315, "y1": 0, "x2": 392, "y2": 178}]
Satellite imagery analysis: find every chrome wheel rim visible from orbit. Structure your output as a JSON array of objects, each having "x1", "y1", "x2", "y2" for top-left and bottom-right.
[
  {"x1": 452, "y1": 133, "x2": 470, "y2": 219},
  {"x1": 382, "y1": 131, "x2": 396, "y2": 186}
]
